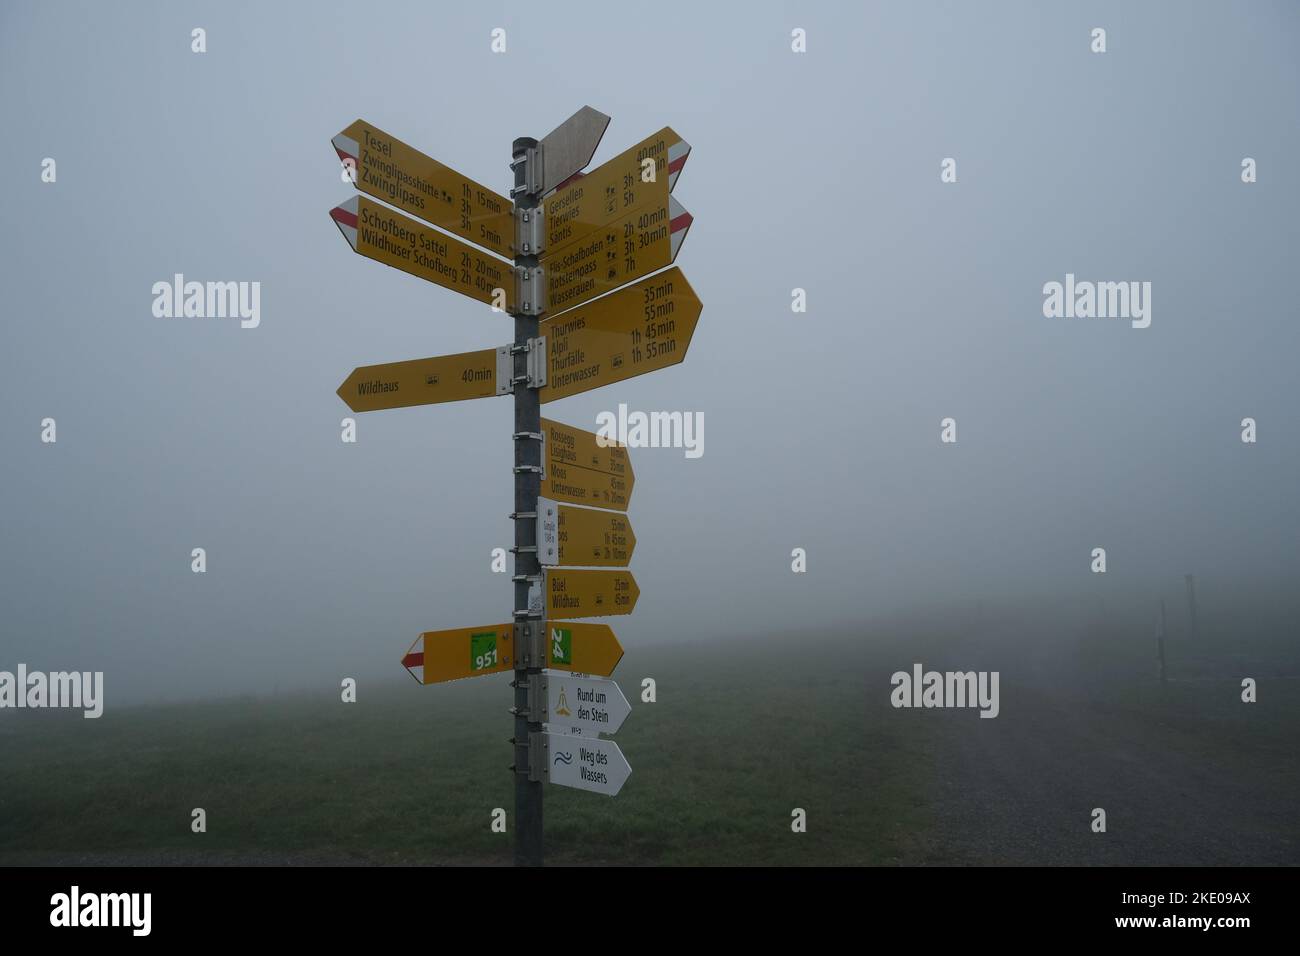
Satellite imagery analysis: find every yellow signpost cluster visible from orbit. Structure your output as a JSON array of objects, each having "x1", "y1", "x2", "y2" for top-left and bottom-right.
[{"x1": 329, "y1": 107, "x2": 698, "y2": 865}]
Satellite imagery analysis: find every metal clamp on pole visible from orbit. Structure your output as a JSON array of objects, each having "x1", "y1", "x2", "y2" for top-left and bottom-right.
[
  {"x1": 526, "y1": 336, "x2": 547, "y2": 388},
  {"x1": 514, "y1": 206, "x2": 545, "y2": 257},
  {"x1": 511, "y1": 576, "x2": 543, "y2": 619},
  {"x1": 495, "y1": 345, "x2": 513, "y2": 396},
  {"x1": 527, "y1": 730, "x2": 548, "y2": 783},
  {"x1": 514, "y1": 266, "x2": 547, "y2": 317},
  {"x1": 509, "y1": 674, "x2": 543, "y2": 721},
  {"x1": 509, "y1": 143, "x2": 543, "y2": 199},
  {"x1": 514, "y1": 618, "x2": 547, "y2": 668}
]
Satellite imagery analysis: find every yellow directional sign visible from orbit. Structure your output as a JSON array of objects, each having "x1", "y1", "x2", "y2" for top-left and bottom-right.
[
  {"x1": 543, "y1": 501, "x2": 636, "y2": 567},
  {"x1": 540, "y1": 268, "x2": 701, "y2": 402},
  {"x1": 540, "y1": 418, "x2": 634, "y2": 512},
  {"x1": 402, "y1": 623, "x2": 514, "y2": 685},
  {"x1": 402, "y1": 620, "x2": 623, "y2": 683},
  {"x1": 541, "y1": 418, "x2": 631, "y2": 479},
  {"x1": 334, "y1": 120, "x2": 514, "y2": 258},
  {"x1": 330, "y1": 196, "x2": 515, "y2": 310},
  {"x1": 543, "y1": 127, "x2": 690, "y2": 253},
  {"x1": 556, "y1": 505, "x2": 635, "y2": 567},
  {"x1": 546, "y1": 569, "x2": 639, "y2": 620},
  {"x1": 543, "y1": 622, "x2": 623, "y2": 677},
  {"x1": 337, "y1": 347, "x2": 498, "y2": 413},
  {"x1": 543, "y1": 196, "x2": 692, "y2": 314}
]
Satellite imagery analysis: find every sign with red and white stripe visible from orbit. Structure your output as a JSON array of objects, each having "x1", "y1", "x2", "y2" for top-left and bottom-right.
[
  {"x1": 333, "y1": 119, "x2": 514, "y2": 258},
  {"x1": 402, "y1": 623, "x2": 515, "y2": 685},
  {"x1": 542, "y1": 195, "x2": 693, "y2": 314},
  {"x1": 402, "y1": 620, "x2": 625, "y2": 684},
  {"x1": 542, "y1": 127, "x2": 691, "y2": 253},
  {"x1": 330, "y1": 195, "x2": 516, "y2": 310}
]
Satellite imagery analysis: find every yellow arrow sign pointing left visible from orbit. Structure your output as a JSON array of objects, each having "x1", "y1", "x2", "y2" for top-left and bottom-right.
[
  {"x1": 337, "y1": 348, "x2": 499, "y2": 413},
  {"x1": 330, "y1": 196, "x2": 515, "y2": 310},
  {"x1": 334, "y1": 119, "x2": 515, "y2": 259},
  {"x1": 403, "y1": 623, "x2": 515, "y2": 685}
]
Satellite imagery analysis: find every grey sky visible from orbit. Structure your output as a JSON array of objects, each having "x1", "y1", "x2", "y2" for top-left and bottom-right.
[{"x1": 2, "y1": 0, "x2": 1297, "y2": 702}]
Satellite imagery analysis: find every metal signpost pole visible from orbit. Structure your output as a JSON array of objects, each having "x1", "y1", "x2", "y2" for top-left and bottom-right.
[
  {"x1": 332, "y1": 106, "x2": 677, "y2": 860},
  {"x1": 511, "y1": 135, "x2": 544, "y2": 867}
]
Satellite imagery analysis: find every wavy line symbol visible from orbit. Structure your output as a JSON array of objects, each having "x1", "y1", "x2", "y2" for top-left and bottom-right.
[{"x1": 553, "y1": 751, "x2": 573, "y2": 767}]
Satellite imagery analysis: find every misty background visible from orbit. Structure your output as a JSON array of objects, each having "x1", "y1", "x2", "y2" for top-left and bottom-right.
[{"x1": 2, "y1": 0, "x2": 1298, "y2": 705}]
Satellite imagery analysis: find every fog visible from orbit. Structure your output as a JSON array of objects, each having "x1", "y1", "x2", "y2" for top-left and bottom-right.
[{"x1": 2, "y1": 0, "x2": 1298, "y2": 705}]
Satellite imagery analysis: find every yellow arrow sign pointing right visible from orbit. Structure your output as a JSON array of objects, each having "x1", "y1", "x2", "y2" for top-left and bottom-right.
[
  {"x1": 546, "y1": 569, "x2": 639, "y2": 620},
  {"x1": 540, "y1": 268, "x2": 701, "y2": 403},
  {"x1": 330, "y1": 196, "x2": 515, "y2": 310},
  {"x1": 543, "y1": 622, "x2": 623, "y2": 677}
]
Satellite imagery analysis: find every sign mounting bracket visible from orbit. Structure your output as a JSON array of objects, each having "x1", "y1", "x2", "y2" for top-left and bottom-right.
[
  {"x1": 514, "y1": 206, "x2": 546, "y2": 256},
  {"x1": 526, "y1": 335, "x2": 547, "y2": 388},
  {"x1": 514, "y1": 266, "x2": 547, "y2": 317}
]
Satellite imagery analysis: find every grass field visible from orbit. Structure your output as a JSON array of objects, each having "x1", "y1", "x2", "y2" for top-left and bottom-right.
[
  {"x1": 0, "y1": 630, "x2": 932, "y2": 866},
  {"x1": 4, "y1": 612, "x2": 1296, "y2": 866}
]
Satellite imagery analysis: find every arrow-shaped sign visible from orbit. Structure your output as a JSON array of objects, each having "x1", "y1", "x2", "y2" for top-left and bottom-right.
[
  {"x1": 543, "y1": 675, "x2": 630, "y2": 737},
  {"x1": 543, "y1": 127, "x2": 690, "y2": 253},
  {"x1": 543, "y1": 622, "x2": 623, "y2": 677},
  {"x1": 333, "y1": 119, "x2": 514, "y2": 259},
  {"x1": 330, "y1": 196, "x2": 515, "y2": 310},
  {"x1": 542, "y1": 196, "x2": 692, "y2": 314},
  {"x1": 538, "y1": 498, "x2": 635, "y2": 567},
  {"x1": 539, "y1": 106, "x2": 611, "y2": 196},
  {"x1": 546, "y1": 569, "x2": 639, "y2": 620},
  {"x1": 337, "y1": 347, "x2": 499, "y2": 413},
  {"x1": 540, "y1": 418, "x2": 634, "y2": 512},
  {"x1": 542, "y1": 732, "x2": 631, "y2": 796},
  {"x1": 404, "y1": 620, "x2": 623, "y2": 683},
  {"x1": 540, "y1": 267, "x2": 701, "y2": 403},
  {"x1": 402, "y1": 623, "x2": 514, "y2": 684}
]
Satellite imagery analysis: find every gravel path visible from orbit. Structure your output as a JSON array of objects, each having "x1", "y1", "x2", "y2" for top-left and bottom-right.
[{"x1": 913, "y1": 677, "x2": 1298, "y2": 865}]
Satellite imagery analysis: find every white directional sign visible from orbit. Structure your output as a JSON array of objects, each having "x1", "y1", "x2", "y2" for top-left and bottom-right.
[
  {"x1": 543, "y1": 674, "x2": 630, "y2": 737},
  {"x1": 543, "y1": 732, "x2": 631, "y2": 797}
]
